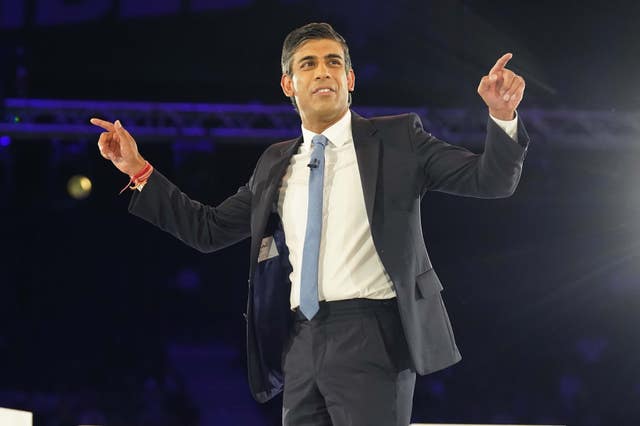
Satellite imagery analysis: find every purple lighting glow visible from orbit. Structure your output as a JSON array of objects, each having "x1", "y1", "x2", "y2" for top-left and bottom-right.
[{"x1": 0, "y1": 136, "x2": 11, "y2": 147}]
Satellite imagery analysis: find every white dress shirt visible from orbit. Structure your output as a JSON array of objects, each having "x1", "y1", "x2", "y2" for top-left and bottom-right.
[{"x1": 277, "y1": 110, "x2": 518, "y2": 309}]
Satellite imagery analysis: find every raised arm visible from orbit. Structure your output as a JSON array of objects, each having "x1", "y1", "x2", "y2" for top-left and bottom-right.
[
  {"x1": 91, "y1": 118, "x2": 252, "y2": 253},
  {"x1": 414, "y1": 54, "x2": 528, "y2": 197}
]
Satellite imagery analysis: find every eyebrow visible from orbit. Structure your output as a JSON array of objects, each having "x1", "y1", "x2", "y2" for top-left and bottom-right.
[{"x1": 297, "y1": 53, "x2": 344, "y2": 64}]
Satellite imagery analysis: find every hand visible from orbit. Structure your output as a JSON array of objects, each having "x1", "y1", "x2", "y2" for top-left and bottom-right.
[
  {"x1": 91, "y1": 118, "x2": 146, "y2": 176},
  {"x1": 477, "y1": 53, "x2": 525, "y2": 121}
]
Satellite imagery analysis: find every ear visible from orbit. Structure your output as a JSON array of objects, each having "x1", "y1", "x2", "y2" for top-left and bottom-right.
[
  {"x1": 347, "y1": 68, "x2": 355, "y2": 92},
  {"x1": 281, "y1": 73, "x2": 294, "y2": 97}
]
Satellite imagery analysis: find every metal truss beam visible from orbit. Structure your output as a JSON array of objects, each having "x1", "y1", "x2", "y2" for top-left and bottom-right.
[{"x1": 1, "y1": 98, "x2": 638, "y2": 149}]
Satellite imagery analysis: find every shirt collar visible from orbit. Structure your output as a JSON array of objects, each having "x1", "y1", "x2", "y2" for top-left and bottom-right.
[{"x1": 301, "y1": 109, "x2": 352, "y2": 148}]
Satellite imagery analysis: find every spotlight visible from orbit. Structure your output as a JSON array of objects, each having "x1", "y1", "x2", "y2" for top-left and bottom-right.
[{"x1": 67, "y1": 175, "x2": 92, "y2": 200}]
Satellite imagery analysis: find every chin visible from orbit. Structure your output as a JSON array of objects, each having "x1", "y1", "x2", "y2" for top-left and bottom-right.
[{"x1": 318, "y1": 104, "x2": 347, "y2": 115}]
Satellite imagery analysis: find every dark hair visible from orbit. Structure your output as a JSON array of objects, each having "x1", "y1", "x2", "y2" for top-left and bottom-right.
[
  {"x1": 281, "y1": 22, "x2": 352, "y2": 76},
  {"x1": 281, "y1": 22, "x2": 353, "y2": 110}
]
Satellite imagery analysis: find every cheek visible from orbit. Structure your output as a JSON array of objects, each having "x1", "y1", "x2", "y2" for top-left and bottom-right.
[
  {"x1": 293, "y1": 82, "x2": 302, "y2": 96},
  {"x1": 337, "y1": 74, "x2": 351, "y2": 90},
  {"x1": 291, "y1": 76, "x2": 306, "y2": 95}
]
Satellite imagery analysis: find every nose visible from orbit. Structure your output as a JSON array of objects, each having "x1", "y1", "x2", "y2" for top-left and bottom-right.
[{"x1": 314, "y1": 62, "x2": 330, "y2": 79}]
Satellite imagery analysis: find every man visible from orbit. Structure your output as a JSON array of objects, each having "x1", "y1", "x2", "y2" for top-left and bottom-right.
[{"x1": 92, "y1": 22, "x2": 528, "y2": 426}]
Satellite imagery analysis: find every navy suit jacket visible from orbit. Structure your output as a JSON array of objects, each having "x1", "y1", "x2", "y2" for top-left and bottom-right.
[{"x1": 129, "y1": 111, "x2": 529, "y2": 402}]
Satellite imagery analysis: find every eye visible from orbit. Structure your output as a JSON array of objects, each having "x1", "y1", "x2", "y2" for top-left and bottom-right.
[{"x1": 300, "y1": 61, "x2": 314, "y2": 69}]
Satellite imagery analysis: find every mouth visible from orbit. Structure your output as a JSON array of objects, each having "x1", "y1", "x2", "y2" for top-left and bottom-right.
[{"x1": 312, "y1": 87, "x2": 335, "y2": 95}]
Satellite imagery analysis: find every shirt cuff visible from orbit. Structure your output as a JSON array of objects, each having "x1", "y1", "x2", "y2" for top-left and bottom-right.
[{"x1": 489, "y1": 112, "x2": 518, "y2": 143}]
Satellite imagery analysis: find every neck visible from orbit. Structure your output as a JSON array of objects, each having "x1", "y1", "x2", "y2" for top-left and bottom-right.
[{"x1": 300, "y1": 108, "x2": 349, "y2": 134}]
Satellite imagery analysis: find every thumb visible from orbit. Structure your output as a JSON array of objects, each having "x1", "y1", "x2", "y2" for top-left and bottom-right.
[
  {"x1": 114, "y1": 119, "x2": 127, "y2": 139},
  {"x1": 477, "y1": 75, "x2": 494, "y2": 94}
]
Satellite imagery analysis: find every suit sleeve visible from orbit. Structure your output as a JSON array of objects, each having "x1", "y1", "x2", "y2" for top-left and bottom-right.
[
  {"x1": 128, "y1": 169, "x2": 252, "y2": 253},
  {"x1": 410, "y1": 113, "x2": 529, "y2": 198}
]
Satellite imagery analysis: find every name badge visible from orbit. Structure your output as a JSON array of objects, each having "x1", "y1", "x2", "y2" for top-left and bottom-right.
[{"x1": 258, "y1": 236, "x2": 279, "y2": 263}]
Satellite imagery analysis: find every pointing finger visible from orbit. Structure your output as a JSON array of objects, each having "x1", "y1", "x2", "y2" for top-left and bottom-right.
[
  {"x1": 489, "y1": 53, "x2": 513, "y2": 77},
  {"x1": 90, "y1": 117, "x2": 115, "y2": 132}
]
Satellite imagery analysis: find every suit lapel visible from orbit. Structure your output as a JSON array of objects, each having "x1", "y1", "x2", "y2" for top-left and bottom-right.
[
  {"x1": 351, "y1": 112, "x2": 380, "y2": 225},
  {"x1": 261, "y1": 136, "x2": 302, "y2": 216}
]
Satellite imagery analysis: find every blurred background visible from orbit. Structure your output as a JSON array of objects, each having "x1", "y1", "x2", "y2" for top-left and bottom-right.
[{"x1": 0, "y1": 0, "x2": 639, "y2": 425}]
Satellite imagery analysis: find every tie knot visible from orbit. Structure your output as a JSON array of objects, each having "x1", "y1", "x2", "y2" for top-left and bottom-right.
[{"x1": 312, "y1": 134, "x2": 328, "y2": 148}]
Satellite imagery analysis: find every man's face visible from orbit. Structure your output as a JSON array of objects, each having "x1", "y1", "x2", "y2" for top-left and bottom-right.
[{"x1": 281, "y1": 39, "x2": 355, "y2": 128}]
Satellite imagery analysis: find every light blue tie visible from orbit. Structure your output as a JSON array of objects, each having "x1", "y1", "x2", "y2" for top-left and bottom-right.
[{"x1": 299, "y1": 134, "x2": 329, "y2": 320}]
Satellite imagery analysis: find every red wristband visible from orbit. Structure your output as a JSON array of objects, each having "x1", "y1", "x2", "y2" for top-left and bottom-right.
[{"x1": 119, "y1": 161, "x2": 154, "y2": 194}]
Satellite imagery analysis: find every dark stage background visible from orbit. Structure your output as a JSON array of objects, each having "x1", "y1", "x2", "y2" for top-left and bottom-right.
[{"x1": 1, "y1": 1, "x2": 639, "y2": 425}]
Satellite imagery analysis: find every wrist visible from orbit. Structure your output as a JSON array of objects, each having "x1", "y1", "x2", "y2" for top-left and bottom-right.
[
  {"x1": 127, "y1": 158, "x2": 147, "y2": 177},
  {"x1": 489, "y1": 108, "x2": 516, "y2": 121},
  {"x1": 119, "y1": 160, "x2": 154, "y2": 195}
]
